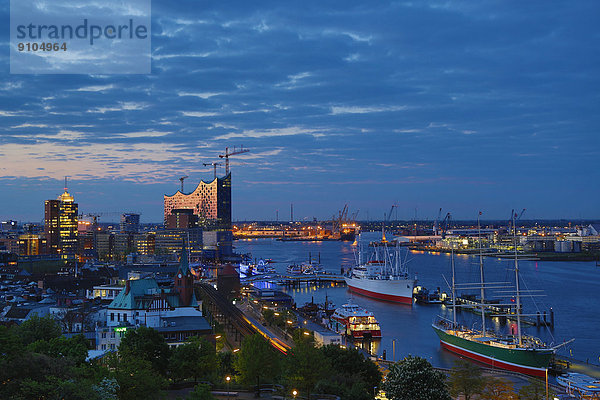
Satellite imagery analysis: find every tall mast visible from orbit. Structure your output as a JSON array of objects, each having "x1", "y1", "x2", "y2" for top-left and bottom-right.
[
  {"x1": 513, "y1": 211, "x2": 523, "y2": 346},
  {"x1": 478, "y1": 212, "x2": 486, "y2": 335},
  {"x1": 451, "y1": 247, "x2": 457, "y2": 328}
]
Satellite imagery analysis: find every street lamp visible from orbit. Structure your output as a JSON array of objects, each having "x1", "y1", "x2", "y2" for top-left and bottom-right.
[
  {"x1": 226, "y1": 376, "x2": 231, "y2": 400},
  {"x1": 292, "y1": 389, "x2": 298, "y2": 399}
]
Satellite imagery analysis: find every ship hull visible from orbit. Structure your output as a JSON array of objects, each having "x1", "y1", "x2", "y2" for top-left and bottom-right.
[
  {"x1": 352, "y1": 329, "x2": 381, "y2": 339},
  {"x1": 345, "y1": 276, "x2": 415, "y2": 305},
  {"x1": 432, "y1": 324, "x2": 553, "y2": 377}
]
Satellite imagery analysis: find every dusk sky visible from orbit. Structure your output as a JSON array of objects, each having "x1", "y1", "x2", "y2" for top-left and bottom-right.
[{"x1": 1, "y1": 1, "x2": 598, "y2": 223}]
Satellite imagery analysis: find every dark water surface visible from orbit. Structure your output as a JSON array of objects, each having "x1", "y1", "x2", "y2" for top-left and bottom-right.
[{"x1": 234, "y1": 232, "x2": 600, "y2": 368}]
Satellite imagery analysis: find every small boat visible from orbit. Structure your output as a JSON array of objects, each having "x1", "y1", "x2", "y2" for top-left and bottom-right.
[
  {"x1": 286, "y1": 262, "x2": 323, "y2": 274},
  {"x1": 413, "y1": 286, "x2": 443, "y2": 304},
  {"x1": 331, "y1": 301, "x2": 381, "y2": 339},
  {"x1": 556, "y1": 373, "x2": 600, "y2": 398},
  {"x1": 286, "y1": 264, "x2": 304, "y2": 274}
]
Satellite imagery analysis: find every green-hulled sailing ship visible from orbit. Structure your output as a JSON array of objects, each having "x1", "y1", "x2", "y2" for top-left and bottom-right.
[{"x1": 432, "y1": 212, "x2": 568, "y2": 377}]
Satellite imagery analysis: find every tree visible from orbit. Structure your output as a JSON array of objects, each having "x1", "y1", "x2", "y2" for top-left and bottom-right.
[
  {"x1": 285, "y1": 339, "x2": 331, "y2": 400},
  {"x1": 170, "y1": 336, "x2": 217, "y2": 382},
  {"x1": 235, "y1": 334, "x2": 280, "y2": 397},
  {"x1": 448, "y1": 359, "x2": 485, "y2": 400},
  {"x1": 18, "y1": 313, "x2": 62, "y2": 345},
  {"x1": 518, "y1": 378, "x2": 552, "y2": 400},
  {"x1": 28, "y1": 334, "x2": 90, "y2": 365},
  {"x1": 187, "y1": 383, "x2": 216, "y2": 400},
  {"x1": 1, "y1": 351, "x2": 101, "y2": 400},
  {"x1": 381, "y1": 355, "x2": 451, "y2": 400},
  {"x1": 119, "y1": 326, "x2": 171, "y2": 376},
  {"x1": 93, "y1": 377, "x2": 120, "y2": 400},
  {"x1": 0, "y1": 322, "x2": 105, "y2": 400},
  {"x1": 262, "y1": 308, "x2": 275, "y2": 325},
  {"x1": 317, "y1": 344, "x2": 382, "y2": 400},
  {"x1": 217, "y1": 351, "x2": 235, "y2": 378},
  {"x1": 479, "y1": 377, "x2": 516, "y2": 400},
  {"x1": 115, "y1": 357, "x2": 167, "y2": 400}
]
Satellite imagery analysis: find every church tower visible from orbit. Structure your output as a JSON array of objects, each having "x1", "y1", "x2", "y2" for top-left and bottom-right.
[{"x1": 174, "y1": 244, "x2": 194, "y2": 306}]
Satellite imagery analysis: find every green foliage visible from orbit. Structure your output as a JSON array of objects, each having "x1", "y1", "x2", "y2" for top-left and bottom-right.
[
  {"x1": 479, "y1": 376, "x2": 516, "y2": 400},
  {"x1": 0, "y1": 324, "x2": 23, "y2": 357},
  {"x1": 186, "y1": 383, "x2": 216, "y2": 400},
  {"x1": 217, "y1": 351, "x2": 235, "y2": 378},
  {"x1": 18, "y1": 314, "x2": 62, "y2": 345},
  {"x1": 285, "y1": 338, "x2": 330, "y2": 399},
  {"x1": 262, "y1": 308, "x2": 275, "y2": 325},
  {"x1": 115, "y1": 357, "x2": 167, "y2": 400},
  {"x1": 170, "y1": 336, "x2": 217, "y2": 383},
  {"x1": 0, "y1": 322, "x2": 106, "y2": 400},
  {"x1": 93, "y1": 377, "x2": 120, "y2": 400},
  {"x1": 1, "y1": 350, "x2": 103, "y2": 400},
  {"x1": 518, "y1": 378, "x2": 551, "y2": 400},
  {"x1": 119, "y1": 326, "x2": 171, "y2": 376},
  {"x1": 382, "y1": 355, "x2": 451, "y2": 400},
  {"x1": 321, "y1": 345, "x2": 381, "y2": 394},
  {"x1": 261, "y1": 308, "x2": 297, "y2": 331},
  {"x1": 448, "y1": 359, "x2": 485, "y2": 400},
  {"x1": 314, "y1": 379, "x2": 372, "y2": 400},
  {"x1": 28, "y1": 334, "x2": 89, "y2": 365},
  {"x1": 235, "y1": 334, "x2": 280, "y2": 396}
]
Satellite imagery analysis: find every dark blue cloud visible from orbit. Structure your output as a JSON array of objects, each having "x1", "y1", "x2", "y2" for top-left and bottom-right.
[{"x1": 0, "y1": 0, "x2": 598, "y2": 221}]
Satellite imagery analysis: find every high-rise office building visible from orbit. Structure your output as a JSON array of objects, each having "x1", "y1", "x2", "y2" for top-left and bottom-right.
[
  {"x1": 45, "y1": 186, "x2": 78, "y2": 255},
  {"x1": 120, "y1": 213, "x2": 140, "y2": 234},
  {"x1": 44, "y1": 200, "x2": 60, "y2": 254}
]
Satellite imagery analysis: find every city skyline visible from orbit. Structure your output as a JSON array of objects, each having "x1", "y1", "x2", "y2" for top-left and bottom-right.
[{"x1": 1, "y1": 1, "x2": 599, "y2": 222}]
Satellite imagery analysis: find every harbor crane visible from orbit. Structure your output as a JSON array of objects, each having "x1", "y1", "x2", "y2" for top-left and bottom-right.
[
  {"x1": 203, "y1": 162, "x2": 223, "y2": 179},
  {"x1": 441, "y1": 212, "x2": 451, "y2": 239},
  {"x1": 179, "y1": 176, "x2": 188, "y2": 193},
  {"x1": 219, "y1": 146, "x2": 250, "y2": 175},
  {"x1": 508, "y1": 208, "x2": 526, "y2": 235},
  {"x1": 386, "y1": 204, "x2": 398, "y2": 222},
  {"x1": 434, "y1": 208, "x2": 443, "y2": 235}
]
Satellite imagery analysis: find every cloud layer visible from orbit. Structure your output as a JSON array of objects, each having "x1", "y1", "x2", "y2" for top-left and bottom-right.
[{"x1": 0, "y1": 1, "x2": 598, "y2": 221}]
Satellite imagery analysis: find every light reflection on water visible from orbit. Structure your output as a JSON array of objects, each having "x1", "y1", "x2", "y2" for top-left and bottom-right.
[{"x1": 235, "y1": 233, "x2": 599, "y2": 368}]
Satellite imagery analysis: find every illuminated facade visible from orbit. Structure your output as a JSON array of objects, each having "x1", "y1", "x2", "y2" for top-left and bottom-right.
[
  {"x1": 18, "y1": 234, "x2": 47, "y2": 256},
  {"x1": 45, "y1": 189, "x2": 78, "y2": 255},
  {"x1": 58, "y1": 190, "x2": 78, "y2": 255},
  {"x1": 163, "y1": 174, "x2": 231, "y2": 230},
  {"x1": 44, "y1": 200, "x2": 60, "y2": 254}
]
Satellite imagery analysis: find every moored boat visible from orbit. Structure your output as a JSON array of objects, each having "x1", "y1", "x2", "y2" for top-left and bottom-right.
[
  {"x1": 432, "y1": 212, "x2": 567, "y2": 377},
  {"x1": 556, "y1": 372, "x2": 600, "y2": 398},
  {"x1": 331, "y1": 302, "x2": 381, "y2": 339},
  {"x1": 344, "y1": 234, "x2": 415, "y2": 304}
]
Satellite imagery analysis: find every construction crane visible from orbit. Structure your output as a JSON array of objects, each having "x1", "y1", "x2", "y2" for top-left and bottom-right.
[
  {"x1": 508, "y1": 208, "x2": 526, "y2": 235},
  {"x1": 433, "y1": 208, "x2": 443, "y2": 235},
  {"x1": 179, "y1": 176, "x2": 188, "y2": 193},
  {"x1": 386, "y1": 204, "x2": 397, "y2": 222},
  {"x1": 203, "y1": 162, "x2": 223, "y2": 179},
  {"x1": 441, "y1": 212, "x2": 451, "y2": 239},
  {"x1": 219, "y1": 146, "x2": 250, "y2": 175}
]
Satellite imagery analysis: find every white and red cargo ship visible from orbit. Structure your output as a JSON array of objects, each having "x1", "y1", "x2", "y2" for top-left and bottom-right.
[{"x1": 344, "y1": 237, "x2": 415, "y2": 305}]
